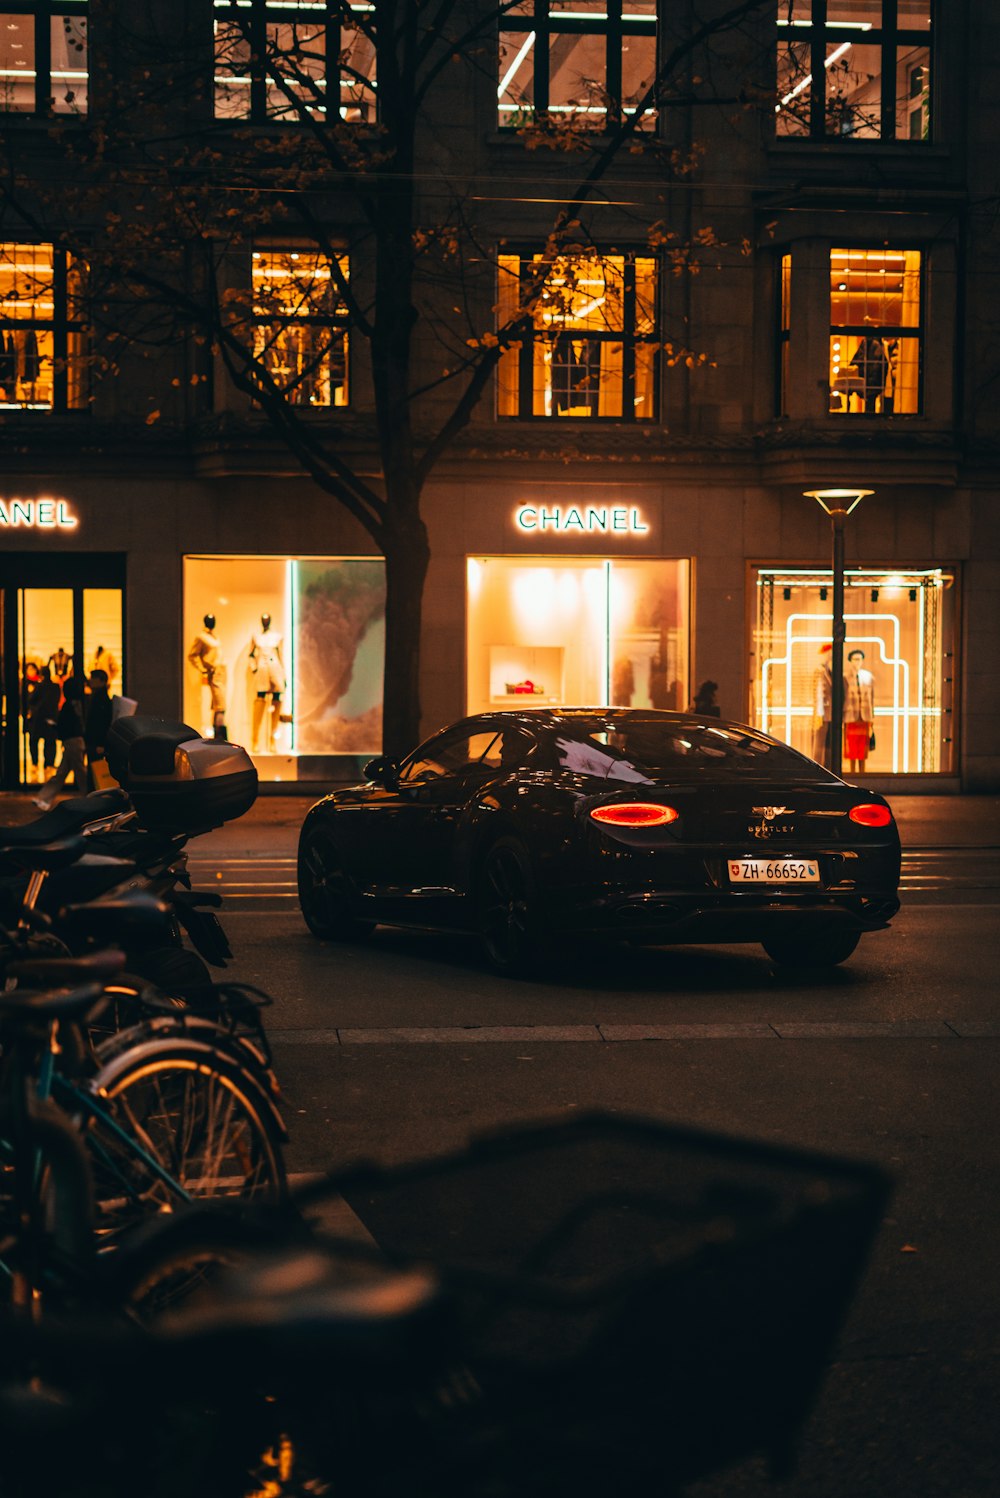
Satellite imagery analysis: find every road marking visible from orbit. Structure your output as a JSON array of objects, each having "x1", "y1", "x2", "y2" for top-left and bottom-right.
[
  {"x1": 268, "y1": 1020, "x2": 992, "y2": 1045},
  {"x1": 287, "y1": 1172, "x2": 376, "y2": 1244}
]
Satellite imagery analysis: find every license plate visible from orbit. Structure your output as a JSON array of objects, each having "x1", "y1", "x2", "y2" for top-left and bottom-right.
[{"x1": 728, "y1": 858, "x2": 820, "y2": 884}]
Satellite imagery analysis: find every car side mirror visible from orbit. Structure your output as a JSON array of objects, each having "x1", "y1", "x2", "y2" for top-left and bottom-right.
[{"x1": 363, "y1": 756, "x2": 398, "y2": 788}]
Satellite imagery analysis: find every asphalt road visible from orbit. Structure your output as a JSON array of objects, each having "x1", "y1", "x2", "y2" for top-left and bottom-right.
[{"x1": 182, "y1": 793, "x2": 1000, "y2": 1498}]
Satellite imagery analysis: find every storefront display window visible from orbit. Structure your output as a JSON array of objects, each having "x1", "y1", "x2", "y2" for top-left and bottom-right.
[
  {"x1": 0, "y1": 554, "x2": 125, "y2": 788},
  {"x1": 183, "y1": 555, "x2": 385, "y2": 779},
  {"x1": 751, "y1": 566, "x2": 956, "y2": 775},
  {"x1": 467, "y1": 556, "x2": 689, "y2": 716}
]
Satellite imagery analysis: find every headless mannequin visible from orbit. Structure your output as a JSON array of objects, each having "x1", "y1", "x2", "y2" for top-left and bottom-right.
[
  {"x1": 188, "y1": 613, "x2": 228, "y2": 740},
  {"x1": 248, "y1": 612, "x2": 285, "y2": 753}
]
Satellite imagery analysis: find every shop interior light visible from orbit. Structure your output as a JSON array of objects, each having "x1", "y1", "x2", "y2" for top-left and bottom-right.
[
  {"x1": 848, "y1": 804, "x2": 892, "y2": 827},
  {"x1": 591, "y1": 803, "x2": 679, "y2": 827}
]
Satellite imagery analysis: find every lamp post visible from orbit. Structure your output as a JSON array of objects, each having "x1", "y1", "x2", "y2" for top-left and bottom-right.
[{"x1": 804, "y1": 489, "x2": 873, "y2": 778}]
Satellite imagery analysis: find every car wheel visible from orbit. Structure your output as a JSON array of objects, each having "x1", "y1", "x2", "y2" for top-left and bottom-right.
[
  {"x1": 477, "y1": 838, "x2": 538, "y2": 976},
  {"x1": 298, "y1": 826, "x2": 374, "y2": 943},
  {"x1": 762, "y1": 928, "x2": 861, "y2": 968}
]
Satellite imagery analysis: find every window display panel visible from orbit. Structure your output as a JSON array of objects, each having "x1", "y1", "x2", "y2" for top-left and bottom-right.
[
  {"x1": 83, "y1": 589, "x2": 123, "y2": 696},
  {"x1": 183, "y1": 556, "x2": 385, "y2": 779},
  {"x1": 751, "y1": 567, "x2": 956, "y2": 775},
  {"x1": 467, "y1": 557, "x2": 689, "y2": 716}
]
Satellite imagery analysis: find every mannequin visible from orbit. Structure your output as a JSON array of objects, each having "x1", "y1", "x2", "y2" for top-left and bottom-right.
[
  {"x1": 47, "y1": 646, "x2": 73, "y2": 704},
  {"x1": 247, "y1": 612, "x2": 286, "y2": 753},
  {"x1": 188, "y1": 613, "x2": 228, "y2": 740},
  {"x1": 812, "y1": 642, "x2": 833, "y2": 766},
  {"x1": 844, "y1": 648, "x2": 876, "y2": 773}
]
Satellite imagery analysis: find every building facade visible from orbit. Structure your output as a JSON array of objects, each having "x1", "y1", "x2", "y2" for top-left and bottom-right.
[{"x1": 1, "y1": 1, "x2": 997, "y2": 790}]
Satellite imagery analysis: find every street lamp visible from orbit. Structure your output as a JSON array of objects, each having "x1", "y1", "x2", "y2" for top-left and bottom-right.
[{"x1": 804, "y1": 488, "x2": 873, "y2": 778}]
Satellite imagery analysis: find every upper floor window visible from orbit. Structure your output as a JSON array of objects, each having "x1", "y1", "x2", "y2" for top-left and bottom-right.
[
  {"x1": 214, "y1": 0, "x2": 375, "y2": 123},
  {"x1": 0, "y1": 243, "x2": 88, "y2": 411},
  {"x1": 248, "y1": 247, "x2": 349, "y2": 408},
  {"x1": 0, "y1": 2, "x2": 87, "y2": 115},
  {"x1": 776, "y1": 2, "x2": 931, "y2": 141},
  {"x1": 497, "y1": 249, "x2": 657, "y2": 419},
  {"x1": 498, "y1": 0, "x2": 656, "y2": 131},
  {"x1": 829, "y1": 247, "x2": 921, "y2": 415}
]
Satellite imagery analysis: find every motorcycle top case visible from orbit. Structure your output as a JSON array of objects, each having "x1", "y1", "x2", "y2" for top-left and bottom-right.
[{"x1": 105, "y1": 716, "x2": 258, "y2": 834}]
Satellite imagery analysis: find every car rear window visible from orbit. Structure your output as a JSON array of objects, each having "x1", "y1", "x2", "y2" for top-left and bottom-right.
[{"x1": 547, "y1": 719, "x2": 828, "y2": 781}]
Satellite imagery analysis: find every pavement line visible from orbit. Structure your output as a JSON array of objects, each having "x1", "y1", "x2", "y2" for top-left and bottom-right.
[
  {"x1": 268, "y1": 1020, "x2": 985, "y2": 1045},
  {"x1": 286, "y1": 1173, "x2": 377, "y2": 1245}
]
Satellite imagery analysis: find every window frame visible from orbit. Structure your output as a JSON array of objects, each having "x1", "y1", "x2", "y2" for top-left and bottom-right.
[
  {"x1": 828, "y1": 243, "x2": 923, "y2": 418},
  {"x1": 497, "y1": 247, "x2": 660, "y2": 423},
  {"x1": 0, "y1": 242, "x2": 88, "y2": 414},
  {"x1": 498, "y1": 0, "x2": 657, "y2": 132},
  {"x1": 0, "y1": 0, "x2": 88, "y2": 117},
  {"x1": 775, "y1": 1, "x2": 933, "y2": 143},
  {"x1": 213, "y1": 0, "x2": 375, "y2": 125},
  {"x1": 248, "y1": 243, "x2": 351, "y2": 410}
]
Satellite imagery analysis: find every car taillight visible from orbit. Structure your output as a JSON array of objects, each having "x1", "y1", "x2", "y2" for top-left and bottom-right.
[
  {"x1": 590, "y1": 803, "x2": 679, "y2": 827},
  {"x1": 848, "y1": 804, "x2": 892, "y2": 827}
]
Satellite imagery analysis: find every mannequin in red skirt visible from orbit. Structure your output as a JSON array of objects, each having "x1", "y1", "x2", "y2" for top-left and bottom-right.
[{"x1": 844, "y1": 648, "x2": 876, "y2": 773}]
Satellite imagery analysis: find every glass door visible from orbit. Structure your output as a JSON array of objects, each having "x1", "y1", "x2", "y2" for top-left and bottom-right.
[{"x1": 0, "y1": 555, "x2": 125, "y2": 788}]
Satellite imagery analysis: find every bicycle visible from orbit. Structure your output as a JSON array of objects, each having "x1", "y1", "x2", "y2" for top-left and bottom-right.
[{"x1": 1, "y1": 935, "x2": 288, "y2": 1266}]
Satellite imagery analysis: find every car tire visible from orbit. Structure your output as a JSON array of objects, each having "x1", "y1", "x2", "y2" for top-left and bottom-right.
[
  {"x1": 477, "y1": 837, "x2": 538, "y2": 976},
  {"x1": 762, "y1": 927, "x2": 861, "y2": 968},
  {"x1": 298, "y1": 826, "x2": 374, "y2": 943}
]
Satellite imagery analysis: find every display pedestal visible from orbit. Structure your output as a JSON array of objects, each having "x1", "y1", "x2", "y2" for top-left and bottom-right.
[{"x1": 249, "y1": 752, "x2": 298, "y2": 783}]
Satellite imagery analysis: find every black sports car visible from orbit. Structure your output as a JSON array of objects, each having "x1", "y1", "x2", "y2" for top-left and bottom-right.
[{"x1": 297, "y1": 709, "x2": 901, "y2": 973}]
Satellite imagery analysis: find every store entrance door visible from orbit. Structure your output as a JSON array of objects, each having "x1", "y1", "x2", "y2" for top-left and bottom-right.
[{"x1": 0, "y1": 554, "x2": 125, "y2": 789}]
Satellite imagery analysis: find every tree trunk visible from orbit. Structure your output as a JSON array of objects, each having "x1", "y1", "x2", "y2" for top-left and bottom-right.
[{"x1": 382, "y1": 510, "x2": 431, "y2": 759}]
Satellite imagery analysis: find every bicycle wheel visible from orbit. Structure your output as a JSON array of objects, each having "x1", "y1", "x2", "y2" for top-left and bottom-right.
[{"x1": 75, "y1": 1036, "x2": 287, "y2": 1243}]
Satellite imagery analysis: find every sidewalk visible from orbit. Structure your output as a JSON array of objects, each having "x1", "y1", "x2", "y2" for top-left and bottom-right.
[{"x1": 2, "y1": 787, "x2": 999, "y2": 851}]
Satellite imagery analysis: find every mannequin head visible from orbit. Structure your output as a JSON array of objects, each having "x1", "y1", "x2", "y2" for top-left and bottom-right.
[
  {"x1": 848, "y1": 649, "x2": 865, "y2": 664},
  {"x1": 204, "y1": 614, "x2": 216, "y2": 631},
  {"x1": 261, "y1": 613, "x2": 271, "y2": 631}
]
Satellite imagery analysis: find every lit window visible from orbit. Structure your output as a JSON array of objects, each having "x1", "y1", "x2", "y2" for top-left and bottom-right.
[
  {"x1": 498, "y1": 0, "x2": 657, "y2": 132},
  {"x1": 777, "y1": 251, "x2": 791, "y2": 415},
  {"x1": 0, "y1": 2, "x2": 87, "y2": 115},
  {"x1": 214, "y1": 0, "x2": 375, "y2": 123},
  {"x1": 828, "y1": 248, "x2": 921, "y2": 416},
  {"x1": 498, "y1": 249, "x2": 657, "y2": 420},
  {"x1": 0, "y1": 243, "x2": 88, "y2": 412},
  {"x1": 245, "y1": 247, "x2": 349, "y2": 408},
  {"x1": 776, "y1": 1, "x2": 931, "y2": 142}
]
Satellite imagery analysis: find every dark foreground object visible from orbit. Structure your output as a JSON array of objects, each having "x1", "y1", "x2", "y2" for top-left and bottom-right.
[{"x1": 0, "y1": 1112, "x2": 891, "y2": 1497}]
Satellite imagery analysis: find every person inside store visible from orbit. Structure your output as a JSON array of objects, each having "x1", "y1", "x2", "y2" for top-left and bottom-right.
[
  {"x1": 690, "y1": 680, "x2": 721, "y2": 717},
  {"x1": 33, "y1": 676, "x2": 87, "y2": 809},
  {"x1": 84, "y1": 668, "x2": 114, "y2": 788},
  {"x1": 25, "y1": 663, "x2": 60, "y2": 783},
  {"x1": 844, "y1": 647, "x2": 876, "y2": 774},
  {"x1": 247, "y1": 612, "x2": 286, "y2": 754}
]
